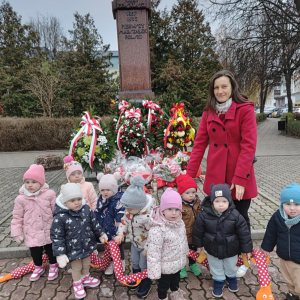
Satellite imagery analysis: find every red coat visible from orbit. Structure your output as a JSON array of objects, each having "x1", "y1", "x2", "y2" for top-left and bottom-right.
[{"x1": 187, "y1": 101, "x2": 257, "y2": 200}]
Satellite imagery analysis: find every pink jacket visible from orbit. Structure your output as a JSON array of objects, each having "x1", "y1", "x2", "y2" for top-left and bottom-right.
[
  {"x1": 147, "y1": 207, "x2": 189, "y2": 280},
  {"x1": 11, "y1": 184, "x2": 56, "y2": 248},
  {"x1": 61, "y1": 180, "x2": 97, "y2": 211}
]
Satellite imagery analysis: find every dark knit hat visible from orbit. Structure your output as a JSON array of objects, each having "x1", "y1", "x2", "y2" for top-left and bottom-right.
[
  {"x1": 176, "y1": 174, "x2": 197, "y2": 195},
  {"x1": 210, "y1": 183, "x2": 232, "y2": 202}
]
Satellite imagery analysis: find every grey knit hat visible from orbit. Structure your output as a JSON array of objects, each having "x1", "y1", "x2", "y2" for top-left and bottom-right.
[
  {"x1": 120, "y1": 175, "x2": 147, "y2": 209},
  {"x1": 61, "y1": 183, "x2": 83, "y2": 204}
]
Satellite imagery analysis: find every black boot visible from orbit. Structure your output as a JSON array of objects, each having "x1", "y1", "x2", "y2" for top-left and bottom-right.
[
  {"x1": 128, "y1": 268, "x2": 141, "y2": 291},
  {"x1": 285, "y1": 292, "x2": 300, "y2": 300},
  {"x1": 136, "y1": 277, "x2": 152, "y2": 298}
]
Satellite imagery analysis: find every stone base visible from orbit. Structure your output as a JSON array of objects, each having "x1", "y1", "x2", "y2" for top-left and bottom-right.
[
  {"x1": 34, "y1": 154, "x2": 64, "y2": 170},
  {"x1": 118, "y1": 91, "x2": 155, "y2": 101}
]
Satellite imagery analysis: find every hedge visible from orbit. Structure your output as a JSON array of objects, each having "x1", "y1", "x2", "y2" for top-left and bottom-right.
[
  {"x1": 255, "y1": 113, "x2": 267, "y2": 123},
  {"x1": 286, "y1": 120, "x2": 300, "y2": 138},
  {"x1": 0, "y1": 116, "x2": 113, "y2": 152},
  {"x1": 281, "y1": 112, "x2": 296, "y2": 121}
]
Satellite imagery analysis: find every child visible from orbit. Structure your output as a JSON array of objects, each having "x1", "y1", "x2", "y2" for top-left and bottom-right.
[
  {"x1": 261, "y1": 183, "x2": 300, "y2": 300},
  {"x1": 115, "y1": 175, "x2": 154, "y2": 298},
  {"x1": 176, "y1": 174, "x2": 202, "y2": 278},
  {"x1": 51, "y1": 183, "x2": 107, "y2": 299},
  {"x1": 193, "y1": 184, "x2": 252, "y2": 298},
  {"x1": 147, "y1": 188, "x2": 189, "y2": 300},
  {"x1": 11, "y1": 164, "x2": 58, "y2": 281},
  {"x1": 63, "y1": 156, "x2": 97, "y2": 210},
  {"x1": 94, "y1": 172, "x2": 125, "y2": 276}
]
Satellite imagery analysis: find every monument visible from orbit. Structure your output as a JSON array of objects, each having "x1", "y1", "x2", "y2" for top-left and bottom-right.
[{"x1": 112, "y1": 0, "x2": 155, "y2": 101}]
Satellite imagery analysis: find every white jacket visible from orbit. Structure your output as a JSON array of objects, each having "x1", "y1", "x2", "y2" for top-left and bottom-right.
[
  {"x1": 147, "y1": 206, "x2": 189, "y2": 280},
  {"x1": 117, "y1": 194, "x2": 154, "y2": 249}
]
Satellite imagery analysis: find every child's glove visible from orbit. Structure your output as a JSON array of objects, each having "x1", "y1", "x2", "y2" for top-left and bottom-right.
[
  {"x1": 57, "y1": 254, "x2": 69, "y2": 268},
  {"x1": 14, "y1": 236, "x2": 24, "y2": 244},
  {"x1": 241, "y1": 253, "x2": 250, "y2": 267},
  {"x1": 197, "y1": 249, "x2": 207, "y2": 264},
  {"x1": 99, "y1": 233, "x2": 108, "y2": 244}
]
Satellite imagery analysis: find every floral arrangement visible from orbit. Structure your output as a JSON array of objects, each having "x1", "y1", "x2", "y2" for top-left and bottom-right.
[
  {"x1": 68, "y1": 112, "x2": 116, "y2": 173},
  {"x1": 112, "y1": 104, "x2": 151, "y2": 157},
  {"x1": 172, "y1": 151, "x2": 191, "y2": 174},
  {"x1": 160, "y1": 103, "x2": 195, "y2": 153}
]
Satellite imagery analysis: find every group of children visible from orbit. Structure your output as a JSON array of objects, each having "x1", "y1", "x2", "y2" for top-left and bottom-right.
[{"x1": 11, "y1": 156, "x2": 300, "y2": 300}]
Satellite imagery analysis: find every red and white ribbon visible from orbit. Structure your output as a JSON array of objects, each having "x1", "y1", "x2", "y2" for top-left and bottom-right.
[
  {"x1": 69, "y1": 111, "x2": 103, "y2": 169},
  {"x1": 117, "y1": 100, "x2": 130, "y2": 127},
  {"x1": 142, "y1": 100, "x2": 160, "y2": 132},
  {"x1": 125, "y1": 108, "x2": 142, "y2": 120},
  {"x1": 117, "y1": 126, "x2": 124, "y2": 154}
]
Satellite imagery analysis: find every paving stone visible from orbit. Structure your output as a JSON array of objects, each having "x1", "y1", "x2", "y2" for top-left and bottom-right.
[
  {"x1": 10, "y1": 285, "x2": 29, "y2": 300},
  {"x1": 52, "y1": 291, "x2": 71, "y2": 300}
]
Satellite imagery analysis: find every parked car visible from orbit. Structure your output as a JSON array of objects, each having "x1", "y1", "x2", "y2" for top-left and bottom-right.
[
  {"x1": 294, "y1": 108, "x2": 300, "y2": 114},
  {"x1": 264, "y1": 107, "x2": 276, "y2": 117},
  {"x1": 267, "y1": 107, "x2": 280, "y2": 118},
  {"x1": 277, "y1": 108, "x2": 288, "y2": 118}
]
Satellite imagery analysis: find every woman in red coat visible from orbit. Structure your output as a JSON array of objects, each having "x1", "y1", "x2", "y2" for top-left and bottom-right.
[{"x1": 187, "y1": 70, "x2": 257, "y2": 277}]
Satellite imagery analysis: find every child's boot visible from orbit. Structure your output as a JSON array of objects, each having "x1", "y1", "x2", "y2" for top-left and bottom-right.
[
  {"x1": 81, "y1": 274, "x2": 100, "y2": 288},
  {"x1": 285, "y1": 292, "x2": 300, "y2": 300},
  {"x1": 226, "y1": 276, "x2": 239, "y2": 292},
  {"x1": 212, "y1": 280, "x2": 225, "y2": 298},
  {"x1": 180, "y1": 266, "x2": 188, "y2": 279},
  {"x1": 189, "y1": 263, "x2": 202, "y2": 276},
  {"x1": 48, "y1": 263, "x2": 59, "y2": 280},
  {"x1": 136, "y1": 277, "x2": 152, "y2": 298},
  {"x1": 30, "y1": 265, "x2": 45, "y2": 281},
  {"x1": 73, "y1": 279, "x2": 86, "y2": 299},
  {"x1": 236, "y1": 264, "x2": 249, "y2": 277},
  {"x1": 105, "y1": 260, "x2": 114, "y2": 275},
  {"x1": 128, "y1": 268, "x2": 141, "y2": 291},
  {"x1": 169, "y1": 288, "x2": 186, "y2": 300}
]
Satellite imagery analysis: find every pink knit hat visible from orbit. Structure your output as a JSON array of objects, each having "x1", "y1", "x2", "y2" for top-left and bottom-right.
[
  {"x1": 97, "y1": 172, "x2": 121, "y2": 195},
  {"x1": 64, "y1": 156, "x2": 83, "y2": 179},
  {"x1": 23, "y1": 164, "x2": 45, "y2": 185},
  {"x1": 160, "y1": 188, "x2": 182, "y2": 212}
]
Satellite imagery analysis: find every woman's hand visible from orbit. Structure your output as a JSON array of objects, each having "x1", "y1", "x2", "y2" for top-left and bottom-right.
[{"x1": 230, "y1": 183, "x2": 245, "y2": 200}]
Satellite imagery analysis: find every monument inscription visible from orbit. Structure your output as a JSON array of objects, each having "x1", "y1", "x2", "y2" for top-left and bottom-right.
[{"x1": 112, "y1": 0, "x2": 154, "y2": 100}]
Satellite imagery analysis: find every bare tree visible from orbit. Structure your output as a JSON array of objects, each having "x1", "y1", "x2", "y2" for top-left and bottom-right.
[{"x1": 29, "y1": 14, "x2": 64, "y2": 58}]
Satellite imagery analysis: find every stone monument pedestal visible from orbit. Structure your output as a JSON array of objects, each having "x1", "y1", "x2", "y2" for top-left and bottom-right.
[{"x1": 112, "y1": 0, "x2": 155, "y2": 101}]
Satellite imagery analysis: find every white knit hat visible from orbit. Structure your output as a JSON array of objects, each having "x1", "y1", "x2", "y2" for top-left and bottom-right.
[{"x1": 61, "y1": 183, "x2": 82, "y2": 204}]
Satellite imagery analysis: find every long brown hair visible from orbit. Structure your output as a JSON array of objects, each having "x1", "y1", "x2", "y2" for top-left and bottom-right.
[{"x1": 205, "y1": 70, "x2": 252, "y2": 114}]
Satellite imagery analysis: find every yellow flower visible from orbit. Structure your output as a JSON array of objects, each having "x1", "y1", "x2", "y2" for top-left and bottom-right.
[
  {"x1": 172, "y1": 121, "x2": 177, "y2": 127},
  {"x1": 176, "y1": 139, "x2": 180, "y2": 144},
  {"x1": 83, "y1": 136, "x2": 92, "y2": 146},
  {"x1": 180, "y1": 142, "x2": 185, "y2": 147},
  {"x1": 168, "y1": 137, "x2": 173, "y2": 143},
  {"x1": 101, "y1": 154, "x2": 106, "y2": 159}
]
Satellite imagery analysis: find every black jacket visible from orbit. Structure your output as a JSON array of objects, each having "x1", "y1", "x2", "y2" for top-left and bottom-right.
[
  {"x1": 50, "y1": 196, "x2": 104, "y2": 262},
  {"x1": 192, "y1": 195, "x2": 253, "y2": 259},
  {"x1": 261, "y1": 210, "x2": 300, "y2": 264}
]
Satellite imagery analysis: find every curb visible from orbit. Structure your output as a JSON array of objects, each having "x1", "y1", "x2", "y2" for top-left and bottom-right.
[{"x1": 0, "y1": 230, "x2": 266, "y2": 259}]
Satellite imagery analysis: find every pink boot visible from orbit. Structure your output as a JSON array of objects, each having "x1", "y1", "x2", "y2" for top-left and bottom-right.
[
  {"x1": 81, "y1": 274, "x2": 100, "y2": 288},
  {"x1": 73, "y1": 279, "x2": 86, "y2": 299},
  {"x1": 30, "y1": 265, "x2": 45, "y2": 281},
  {"x1": 48, "y1": 263, "x2": 59, "y2": 280}
]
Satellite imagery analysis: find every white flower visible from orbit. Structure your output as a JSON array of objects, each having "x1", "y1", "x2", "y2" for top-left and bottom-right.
[
  {"x1": 177, "y1": 131, "x2": 185, "y2": 137},
  {"x1": 177, "y1": 117, "x2": 183, "y2": 122},
  {"x1": 97, "y1": 136, "x2": 107, "y2": 145},
  {"x1": 182, "y1": 170, "x2": 187, "y2": 174},
  {"x1": 137, "y1": 133, "x2": 140, "y2": 136},
  {"x1": 164, "y1": 129, "x2": 170, "y2": 136},
  {"x1": 129, "y1": 130, "x2": 133, "y2": 133},
  {"x1": 167, "y1": 143, "x2": 173, "y2": 149},
  {"x1": 185, "y1": 141, "x2": 192, "y2": 147}
]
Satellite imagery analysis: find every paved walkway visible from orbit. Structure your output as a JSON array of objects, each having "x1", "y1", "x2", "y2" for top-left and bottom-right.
[{"x1": 0, "y1": 117, "x2": 299, "y2": 299}]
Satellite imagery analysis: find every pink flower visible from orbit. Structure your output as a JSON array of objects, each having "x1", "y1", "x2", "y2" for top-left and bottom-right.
[
  {"x1": 163, "y1": 121, "x2": 167, "y2": 125},
  {"x1": 129, "y1": 133, "x2": 134, "y2": 138},
  {"x1": 131, "y1": 149, "x2": 134, "y2": 153},
  {"x1": 136, "y1": 123, "x2": 140, "y2": 127}
]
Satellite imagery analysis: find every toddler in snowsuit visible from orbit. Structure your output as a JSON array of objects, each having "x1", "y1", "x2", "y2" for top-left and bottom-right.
[
  {"x1": 261, "y1": 183, "x2": 300, "y2": 300},
  {"x1": 51, "y1": 183, "x2": 107, "y2": 299},
  {"x1": 11, "y1": 164, "x2": 57, "y2": 282},
  {"x1": 176, "y1": 174, "x2": 202, "y2": 278},
  {"x1": 115, "y1": 175, "x2": 154, "y2": 298},
  {"x1": 62, "y1": 156, "x2": 98, "y2": 210},
  {"x1": 147, "y1": 188, "x2": 189, "y2": 300},
  {"x1": 94, "y1": 172, "x2": 125, "y2": 276},
  {"x1": 193, "y1": 183, "x2": 252, "y2": 298}
]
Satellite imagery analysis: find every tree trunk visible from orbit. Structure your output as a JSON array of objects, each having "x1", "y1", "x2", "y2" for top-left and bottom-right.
[
  {"x1": 284, "y1": 72, "x2": 293, "y2": 112},
  {"x1": 259, "y1": 81, "x2": 265, "y2": 113}
]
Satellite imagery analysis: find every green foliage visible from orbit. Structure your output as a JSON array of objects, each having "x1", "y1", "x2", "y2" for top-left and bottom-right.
[
  {"x1": 255, "y1": 113, "x2": 267, "y2": 123},
  {"x1": 149, "y1": 0, "x2": 222, "y2": 116},
  {"x1": 281, "y1": 112, "x2": 296, "y2": 121},
  {"x1": 295, "y1": 113, "x2": 300, "y2": 121},
  {"x1": 286, "y1": 120, "x2": 300, "y2": 137}
]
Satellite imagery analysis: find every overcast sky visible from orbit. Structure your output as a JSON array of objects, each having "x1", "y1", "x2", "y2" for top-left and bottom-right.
[{"x1": 9, "y1": 0, "x2": 213, "y2": 51}]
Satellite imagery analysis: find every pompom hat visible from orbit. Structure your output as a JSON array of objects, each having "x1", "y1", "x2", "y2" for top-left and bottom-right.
[
  {"x1": 120, "y1": 175, "x2": 147, "y2": 209},
  {"x1": 60, "y1": 183, "x2": 83, "y2": 204},
  {"x1": 23, "y1": 164, "x2": 45, "y2": 186},
  {"x1": 160, "y1": 188, "x2": 182, "y2": 211},
  {"x1": 280, "y1": 183, "x2": 300, "y2": 205},
  {"x1": 97, "y1": 172, "x2": 121, "y2": 195},
  {"x1": 64, "y1": 156, "x2": 83, "y2": 180},
  {"x1": 176, "y1": 174, "x2": 197, "y2": 195}
]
